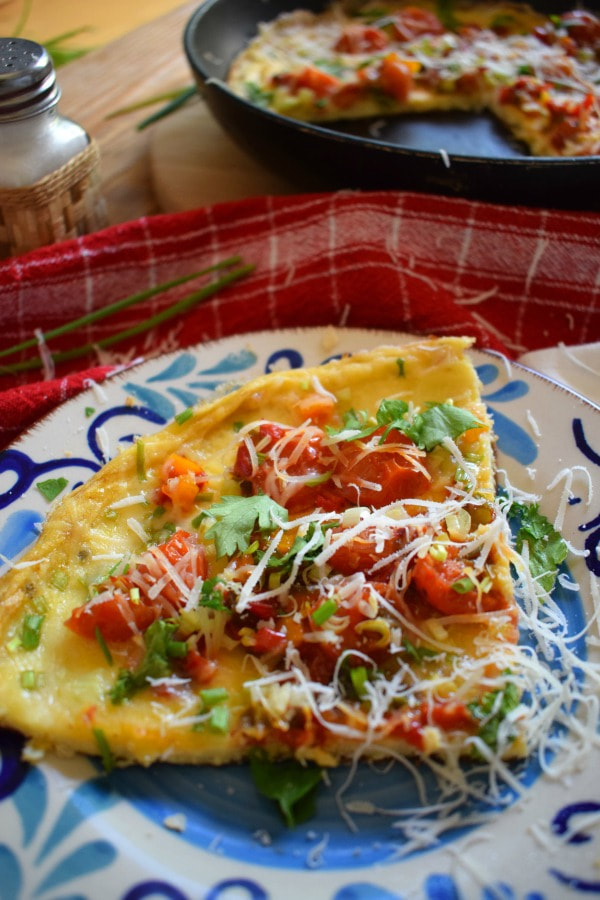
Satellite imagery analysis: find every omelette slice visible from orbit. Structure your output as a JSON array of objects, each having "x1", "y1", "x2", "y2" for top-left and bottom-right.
[{"x1": 0, "y1": 337, "x2": 524, "y2": 767}]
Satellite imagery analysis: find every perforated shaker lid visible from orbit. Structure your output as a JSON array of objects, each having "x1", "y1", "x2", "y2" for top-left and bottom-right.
[{"x1": 0, "y1": 38, "x2": 60, "y2": 120}]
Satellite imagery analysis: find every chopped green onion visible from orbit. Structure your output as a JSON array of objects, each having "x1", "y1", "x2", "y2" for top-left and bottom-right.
[
  {"x1": 95, "y1": 626, "x2": 113, "y2": 666},
  {"x1": 305, "y1": 471, "x2": 332, "y2": 487},
  {"x1": 396, "y1": 358, "x2": 405, "y2": 376},
  {"x1": 7, "y1": 636, "x2": 21, "y2": 653},
  {"x1": 350, "y1": 665, "x2": 368, "y2": 698},
  {"x1": 136, "y1": 439, "x2": 146, "y2": 481},
  {"x1": 85, "y1": 406, "x2": 95, "y2": 418},
  {"x1": 0, "y1": 260, "x2": 254, "y2": 374},
  {"x1": 311, "y1": 598, "x2": 338, "y2": 626},
  {"x1": 451, "y1": 576, "x2": 476, "y2": 594},
  {"x1": 92, "y1": 727, "x2": 116, "y2": 773},
  {"x1": 0, "y1": 259, "x2": 242, "y2": 364},
  {"x1": 233, "y1": 421, "x2": 244, "y2": 432},
  {"x1": 31, "y1": 595, "x2": 47, "y2": 614},
  {"x1": 36, "y1": 477, "x2": 68, "y2": 502},
  {"x1": 209, "y1": 705, "x2": 230, "y2": 734},
  {"x1": 246, "y1": 540, "x2": 260, "y2": 555},
  {"x1": 50, "y1": 569, "x2": 68, "y2": 591},
  {"x1": 175, "y1": 407, "x2": 193, "y2": 426},
  {"x1": 152, "y1": 505, "x2": 166, "y2": 518},
  {"x1": 428, "y1": 543, "x2": 448, "y2": 562},
  {"x1": 20, "y1": 670, "x2": 39, "y2": 690},
  {"x1": 21, "y1": 613, "x2": 44, "y2": 650},
  {"x1": 200, "y1": 687, "x2": 229, "y2": 708},
  {"x1": 166, "y1": 640, "x2": 188, "y2": 659}
]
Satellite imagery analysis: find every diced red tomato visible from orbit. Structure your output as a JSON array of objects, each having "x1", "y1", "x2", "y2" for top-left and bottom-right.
[
  {"x1": 333, "y1": 427, "x2": 430, "y2": 507},
  {"x1": 335, "y1": 23, "x2": 389, "y2": 53},
  {"x1": 410, "y1": 550, "x2": 507, "y2": 615},
  {"x1": 378, "y1": 53, "x2": 416, "y2": 102},
  {"x1": 252, "y1": 627, "x2": 288, "y2": 655},
  {"x1": 497, "y1": 76, "x2": 545, "y2": 107},
  {"x1": 559, "y1": 9, "x2": 600, "y2": 46},
  {"x1": 293, "y1": 392, "x2": 336, "y2": 426},
  {"x1": 233, "y1": 423, "x2": 286, "y2": 481},
  {"x1": 390, "y1": 7, "x2": 445, "y2": 41},
  {"x1": 247, "y1": 598, "x2": 279, "y2": 620},
  {"x1": 65, "y1": 530, "x2": 206, "y2": 643},
  {"x1": 159, "y1": 453, "x2": 208, "y2": 511},
  {"x1": 234, "y1": 421, "x2": 429, "y2": 515},
  {"x1": 65, "y1": 584, "x2": 158, "y2": 642},
  {"x1": 184, "y1": 648, "x2": 217, "y2": 683},
  {"x1": 330, "y1": 527, "x2": 411, "y2": 577},
  {"x1": 273, "y1": 66, "x2": 340, "y2": 98},
  {"x1": 422, "y1": 699, "x2": 473, "y2": 731}
]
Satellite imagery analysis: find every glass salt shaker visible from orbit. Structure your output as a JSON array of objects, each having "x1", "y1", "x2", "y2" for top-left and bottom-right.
[{"x1": 0, "y1": 37, "x2": 107, "y2": 258}]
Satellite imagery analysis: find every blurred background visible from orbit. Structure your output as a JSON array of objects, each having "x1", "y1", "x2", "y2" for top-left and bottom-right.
[{"x1": 0, "y1": 0, "x2": 182, "y2": 49}]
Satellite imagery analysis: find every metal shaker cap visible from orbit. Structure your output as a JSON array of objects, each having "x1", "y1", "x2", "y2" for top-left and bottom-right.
[{"x1": 0, "y1": 38, "x2": 60, "y2": 120}]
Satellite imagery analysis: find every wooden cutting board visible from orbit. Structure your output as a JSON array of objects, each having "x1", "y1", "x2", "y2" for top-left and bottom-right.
[{"x1": 149, "y1": 98, "x2": 295, "y2": 211}]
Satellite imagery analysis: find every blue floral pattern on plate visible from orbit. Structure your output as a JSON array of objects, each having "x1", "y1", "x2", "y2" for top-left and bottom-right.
[{"x1": 1, "y1": 329, "x2": 598, "y2": 900}]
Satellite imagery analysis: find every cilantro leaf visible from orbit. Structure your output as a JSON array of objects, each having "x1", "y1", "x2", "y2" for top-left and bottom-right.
[
  {"x1": 203, "y1": 495, "x2": 288, "y2": 558},
  {"x1": 508, "y1": 502, "x2": 568, "y2": 593},
  {"x1": 249, "y1": 753, "x2": 323, "y2": 827},
  {"x1": 376, "y1": 398, "x2": 409, "y2": 425},
  {"x1": 110, "y1": 620, "x2": 183, "y2": 704},
  {"x1": 402, "y1": 637, "x2": 438, "y2": 662},
  {"x1": 377, "y1": 399, "x2": 482, "y2": 450},
  {"x1": 326, "y1": 408, "x2": 375, "y2": 440},
  {"x1": 403, "y1": 404, "x2": 484, "y2": 451},
  {"x1": 468, "y1": 676, "x2": 520, "y2": 753},
  {"x1": 265, "y1": 522, "x2": 331, "y2": 572},
  {"x1": 36, "y1": 477, "x2": 68, "y2": 502}
]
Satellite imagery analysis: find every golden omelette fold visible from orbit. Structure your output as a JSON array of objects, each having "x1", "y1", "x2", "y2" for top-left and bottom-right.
[{"x1": 0, "y1": 337, "x2": 521, "y2": 768}]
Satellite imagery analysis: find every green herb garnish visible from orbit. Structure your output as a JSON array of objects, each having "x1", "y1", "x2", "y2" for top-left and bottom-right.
[
  {"x1": 468, "y1": 676, "x2": 520, "y2": 753},
  {"x1": 201, "y1": 494, "x2": 288, "y2": 558},
  {"x1": 451, "y1": 575, "x2": 476, "y2": 594},
  {"x1": 198, "y1": 576, "x2": 229, "y2": 612},
  {"x1": 327, "y1": 398, "x2": 483, "y2": 450},
  {"x1": 311, "y1": 598, "x2": 338, "y2": 626},
  {"x1": 0, "y1": 259, "x2": 254, "y2": 374},
  {"x1": 95, "y1": 626, "x2": 113, "y2": 666},
  {"x1": 93, "y1": 727, "x2": 116, "y2": 773},
  {"x1": 249, "y1": 753, "x2": 323, "y2": 827},
  {"x1": 136, "y1": 439, "x2": 146, "y2": 481},
  {"x1": 507, "y1": 501, "x2": 568, "y2": 593},
  {"x1": 36, "y1": 477, "x2": 68, "y2": 502},
  {"x1": 110, "y1": 620, "x2": 186, "y2": 704},
  {"x1": 402, "y1": 637, "x2": 438, "y2": 662},
  {"x1": 175, "y1": 407, "x2": 193, "y2": 426},
  {"x1": 21, "y1": 613, "x2": 44, "y2": 650}
]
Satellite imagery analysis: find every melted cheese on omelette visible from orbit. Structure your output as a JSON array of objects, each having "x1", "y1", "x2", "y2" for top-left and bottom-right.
[
  {"x1": 227, "y1": 0, "x2": 600, "y2": 157},
  {"x1": 0, "y1": 337, "x2": 527, "y2": 767}
]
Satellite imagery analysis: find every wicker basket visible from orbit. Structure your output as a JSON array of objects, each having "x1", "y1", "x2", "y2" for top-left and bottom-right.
[{"x1": 0, "y1": 139, "x2": 108, "y2": 259}]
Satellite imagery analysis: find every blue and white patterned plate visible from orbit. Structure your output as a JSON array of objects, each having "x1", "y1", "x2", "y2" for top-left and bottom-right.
[{"x1": 1, "y1": 328, "x2": 599, "y2": 900}]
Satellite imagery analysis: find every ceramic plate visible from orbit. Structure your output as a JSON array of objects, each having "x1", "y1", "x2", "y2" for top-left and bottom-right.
[{"x1": 1, "y1": 328, "x2": 599, "y2": 900}]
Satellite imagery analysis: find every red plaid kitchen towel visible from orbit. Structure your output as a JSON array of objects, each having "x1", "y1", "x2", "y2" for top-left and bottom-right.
[{"x1": 0, "y1": 190, "x2": 598, "y2": 449}]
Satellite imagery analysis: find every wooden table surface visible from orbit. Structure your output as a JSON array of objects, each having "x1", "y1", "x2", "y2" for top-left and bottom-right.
[
  {"x1": 49, "y1": 1, "x2": 202, "y2": 225},
  {"x1": 0, "y1": 0, "x2": 183, "y2": 51}
]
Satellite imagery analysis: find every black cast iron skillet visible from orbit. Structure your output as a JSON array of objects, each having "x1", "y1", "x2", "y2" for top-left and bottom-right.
[{"x1": 183, "y1": 0, "x2": 600, "y2": 209}]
